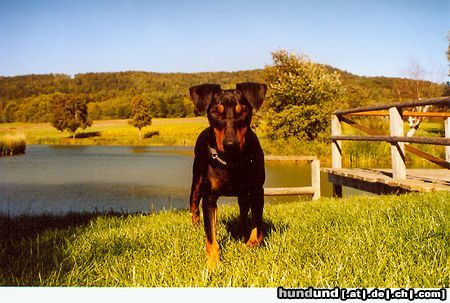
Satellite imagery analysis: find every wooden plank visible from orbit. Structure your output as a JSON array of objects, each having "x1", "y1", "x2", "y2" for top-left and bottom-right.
[
  {"x1": 339, "y1": 116, "x2": 385, "y2": 135},
  {"x1": 348, "y1": 111, "x2": 450, "y2": 118},
  {"x1": 311, "y1": 159, "x2": 321, "y2": 200},
  {"x1": 264, "y1": 187, "x2": 315, "y2": 196},
  {"x1": 334, "y1": 97, "x2": 450, "y2": 115},
  {"x1": 446, "y1": 117, "x2": 450, "y2": 162},
  {"x1": 326, "y1": 168, "x2": 450, "y2": 184},
  {"x1": 331, "y1": 135, "x2": 450, "y2": 146},
  {"x1": 327, "y1": 173, "x2": 408, "y2": 195},
  {"x1": 405, "y1": 145, "x2": 450, "y2": 169},
  {"x1": 331, "y1": 114, "x2": 342, "y2": 169},
  {"x1": 264, "y1": 155, "x2": 317, "y2": 161},
  {"x1": 325, "y1": 168, "x2": 450, "y2": 193}
]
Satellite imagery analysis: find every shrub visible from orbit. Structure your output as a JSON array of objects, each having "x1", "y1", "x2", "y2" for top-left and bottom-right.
[
  {"x1": 263, "y1": 50, "x2": 343, "y2": 141},
  {"x1": 0, "y1": 133, "x2": 26, "y2": 156}
]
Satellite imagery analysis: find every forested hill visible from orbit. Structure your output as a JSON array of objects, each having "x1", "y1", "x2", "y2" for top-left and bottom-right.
[{"x1": 0, "y1": 68, "x2": 445, "y2": 123}]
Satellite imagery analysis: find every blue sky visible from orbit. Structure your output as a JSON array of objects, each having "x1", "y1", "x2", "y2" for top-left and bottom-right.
[{"x1": 0, "y1": 0, "x2": 448, "y2": 80}]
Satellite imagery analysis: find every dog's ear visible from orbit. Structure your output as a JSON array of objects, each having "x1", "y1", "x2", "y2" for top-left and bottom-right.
[
  {"x1": 189, "y1": 84, "x2": 221, "y2": 114},
  {"x1": 236, "y1": 82, "x2": 267, "y2": 111}
]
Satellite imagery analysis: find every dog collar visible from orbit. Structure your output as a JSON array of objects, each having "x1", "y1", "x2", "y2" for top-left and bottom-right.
[{"x1": 209, "y1": 147, "x2": 227, "y2": 166}]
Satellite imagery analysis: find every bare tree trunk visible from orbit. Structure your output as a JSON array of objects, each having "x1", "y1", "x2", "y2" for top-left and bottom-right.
[
  {"x1": 406, "y1": 104, "x2": 430, "y2": 137},
  {"x1": 138, "y1": 128, "x2": 142, "y2": 142}
]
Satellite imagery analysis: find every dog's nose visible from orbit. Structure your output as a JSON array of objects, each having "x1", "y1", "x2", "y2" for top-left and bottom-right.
[{"x1": 223, "y1": 140, "x2": 239, "y2": 152}]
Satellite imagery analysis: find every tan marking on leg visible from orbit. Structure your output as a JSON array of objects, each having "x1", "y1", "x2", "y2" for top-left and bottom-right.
[
  {"x1": 246, "y1": 227, "x2": 263, "y2": 247},
  {"x1": 206, "y1": 240, "x2": 220, "y2": 270},
  {"x1": 205, "y1": 206, "x2": 220, "y2": 270}
]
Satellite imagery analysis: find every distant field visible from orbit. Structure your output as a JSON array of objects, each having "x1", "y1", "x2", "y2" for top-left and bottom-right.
[
  {"x1": 0, "y1": 191, "x2": 448, "y2": 287},
  {"x1": 0, "y1": 118, "x2": 209, "y2": 146},
  {"x1": 0, "y1": 118, "x2": 446, "y2": 165}
]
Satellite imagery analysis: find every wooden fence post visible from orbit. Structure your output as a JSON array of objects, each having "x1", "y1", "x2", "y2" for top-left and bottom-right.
[
  {"x1": 389, "y1": 107, "x2": 406, "y2": 179},
  {"x1": 331, "y1": 114, "x2": 343, "y2": 197},
  {"x1": 445, "y1": 117, "x2": 450, "y2": 163},
  {"x1": 311, "y1": 159, "x2": 320, "y2": 200},
  {"x1": 331, "y1": 115, "x2": 342, "y2": 169}
]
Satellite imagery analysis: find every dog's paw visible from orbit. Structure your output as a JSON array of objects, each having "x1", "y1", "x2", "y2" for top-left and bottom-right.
[
  {"x1": 206, "y1": 254, "x2": 220, "y2": 271},
  {"x1": 206, "y1": 241, "x2": 220, "y2": 270},
  {"x1": 246, "y1": 227, "x2": 263, "y2": 247}
]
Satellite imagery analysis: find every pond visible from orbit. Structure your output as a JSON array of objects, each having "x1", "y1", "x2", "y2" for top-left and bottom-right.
[{"x1": 0, "y1": 145, "x2": 363, "y2": 216}]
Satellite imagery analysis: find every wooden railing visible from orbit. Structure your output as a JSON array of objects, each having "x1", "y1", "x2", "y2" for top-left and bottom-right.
[
  {"x1": 331, "y1": 97, "x2": 450, "y2": 180},
  {"x1": 264, "y1": 156, "x2": 321, "y2": 200}
]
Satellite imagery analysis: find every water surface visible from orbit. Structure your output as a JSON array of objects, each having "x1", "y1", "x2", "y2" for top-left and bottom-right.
[{"x1": 0, "y1": 145, "x2": 361, "y2": 216}]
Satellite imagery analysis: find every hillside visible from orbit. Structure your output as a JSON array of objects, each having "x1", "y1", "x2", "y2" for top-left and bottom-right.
[{"x1": 0, "y1": 68, "x2": 445, "y2": 123}]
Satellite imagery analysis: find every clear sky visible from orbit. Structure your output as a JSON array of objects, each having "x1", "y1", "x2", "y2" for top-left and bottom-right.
[{"x1": 0, "y1": 0, "x2": 448, "y2": 80}]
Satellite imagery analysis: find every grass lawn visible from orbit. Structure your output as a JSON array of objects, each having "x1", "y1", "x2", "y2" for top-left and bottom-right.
[
  {"x1": 0, "y1": 191, "x2": 448, "y2": 287},
  {"x1": 0, "y1": 118, "x2": 209, "y2": 146}
]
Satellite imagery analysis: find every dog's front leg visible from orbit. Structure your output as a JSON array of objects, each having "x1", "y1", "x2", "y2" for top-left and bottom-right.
[
  {"x1": 189, "y1": 156, "x2": 203, "y2": 226},
  {"x1": 238, "y1": 194, "x2": 250, "y2": 241},
  {"x1": 189, "y1": 176, "x2": 202, "y2": 226},
  {"x1": 202, "y1": 193, "x2": 220, "y2": 269},
  {"x1": 247, "y1": 186, "x2": 264, "y2": 247}
]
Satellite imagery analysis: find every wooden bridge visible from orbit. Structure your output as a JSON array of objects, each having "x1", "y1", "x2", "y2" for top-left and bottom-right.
[{"x1": 324, "y1": 97, "x2": 450, "y2": 197}]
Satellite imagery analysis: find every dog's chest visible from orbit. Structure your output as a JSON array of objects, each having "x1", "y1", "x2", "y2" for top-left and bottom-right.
[{"x1": 206, "y1": 163, "x2": 252, "y2": 195}]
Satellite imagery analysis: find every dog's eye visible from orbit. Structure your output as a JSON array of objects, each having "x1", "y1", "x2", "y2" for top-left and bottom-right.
[
  {"x1": 236, "y1": 104, "x2": 247, "y2": 114},
  {"x1": 211, "y1": 105, "x2": 224, "y2": 116}
]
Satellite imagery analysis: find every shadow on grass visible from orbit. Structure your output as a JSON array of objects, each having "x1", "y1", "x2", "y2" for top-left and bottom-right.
[
  {"x1": 0, "y1": 211, "x2": 129, "y2": 240},
  {"x1": 0, "y1": 211, "x2": 134, "y2": 286},
  {"x1": 221, "y1": 215, "x2": 288, "y2": 246},
  {"x1": 67, "y1": 131, "x2": 101, "y2": 139}
]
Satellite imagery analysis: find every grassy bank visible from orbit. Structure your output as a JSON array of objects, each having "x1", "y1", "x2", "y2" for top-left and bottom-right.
[
  {"x1": 0, "y1": 118, "x2": 445, "y2": 166},
  {"x1": 0, "y1": 133, "x2": 26, "y2": 156},
  {"x1": 0, "y1": 191, "x2": 448, "y2": 287},
  {"x1": 0, "y1": 118, "x2": 208, "y2": 147}
]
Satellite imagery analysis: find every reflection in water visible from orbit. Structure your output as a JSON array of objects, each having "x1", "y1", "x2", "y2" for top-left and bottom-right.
[{"x1": 0, "y1": 145, "x2": 363, "y2": 216}]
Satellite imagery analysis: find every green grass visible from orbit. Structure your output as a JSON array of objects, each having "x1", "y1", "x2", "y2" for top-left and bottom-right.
[
  {"x1": 1, "y1": 191, "x2": 448, "y2": 287},
  {"x1": 0, "y1": 118, "x2": 208, "y2": 146}
]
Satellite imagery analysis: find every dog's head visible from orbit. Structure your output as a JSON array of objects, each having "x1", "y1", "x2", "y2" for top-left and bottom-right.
[{"x1": 189, "y1": 82, "x2": 267, "y2": 153}]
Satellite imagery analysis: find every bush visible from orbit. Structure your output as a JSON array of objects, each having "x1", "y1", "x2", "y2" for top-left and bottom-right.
[
  {"x1": 263, "y1": 50, "x2": 343, "y2": 141},
  {"x1": 0, "y1": 133, "x2": 26, "y2": 156}
]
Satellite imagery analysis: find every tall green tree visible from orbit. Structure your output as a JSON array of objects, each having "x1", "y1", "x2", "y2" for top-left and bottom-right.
[
  {"x1": 129, "y1": 95, "x2": 152, "y2": 142},
  {"x1": 2, "y1": 101, "x2": 18, "y2": 123},
  {"x1": 263, "y1": 50, "x2": 343, "y2": 141},
  {"x1": 50, "y1": 93, "x2": 92, "y2": 138}
]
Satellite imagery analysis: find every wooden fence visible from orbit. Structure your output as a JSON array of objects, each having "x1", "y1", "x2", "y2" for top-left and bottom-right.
[
  {"x1": 331, "y1": 97, "x2": 450, "y2": 181},
  {"x1": 264, "y1": 156, "x2": 321, "y2": 200}
]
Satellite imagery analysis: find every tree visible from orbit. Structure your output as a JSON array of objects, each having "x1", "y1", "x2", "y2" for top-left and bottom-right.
[
  {"x1": 2, "y1": 101, "x2": 18, "y2": 122},
  {"x1": 393, "y1": 59, "x2": 445, "y2": 137},
  {"x1": 129, "y1": 95, "x2": 152, "y2": 142},
  {"x1": 50, "y1": 93, "x2": 92, "y2": 138},
  {"x1": 263, "y1": 50, "x2": 343, "y2": 141}
]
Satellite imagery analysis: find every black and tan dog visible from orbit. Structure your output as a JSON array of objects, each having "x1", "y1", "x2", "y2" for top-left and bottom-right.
[{"x1": 189, "y1": 82, "x2": 267, "y2": 268}]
